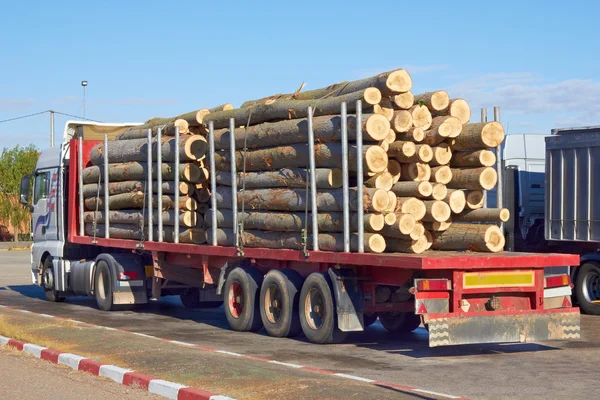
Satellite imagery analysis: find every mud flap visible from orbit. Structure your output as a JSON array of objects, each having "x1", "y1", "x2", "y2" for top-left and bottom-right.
[
  {"x1": 328, "y1": 268, "x2": 364, "y2": 332},
  {"x1": 427, "y1": 310, "x2": 580, "y2": 347}
]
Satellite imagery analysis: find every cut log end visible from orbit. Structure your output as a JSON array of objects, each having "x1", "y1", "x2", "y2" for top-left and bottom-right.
[
  {"x1": 416, "y1": 144, "x2": 433, "y2": 163},
  {"x1": 365, "y1": 146, "x2": 389, "y2": 173},
  {"x1": 384, "y1": 212, "x2": 397, "y2": 226},
  {"x1": 386, "y1": 235, "x2": 428, "y2": 254},
  {"x1": 397, "y1": 213, "x2": 416, "y2": 235},
  {"x1": 431, "y1": 183, "x2": 447, "y2": 201},
  {"x1": 401, "y1": 163, "x2": 431, "y2": 182},
  {"x1": 446, "y1": 190, "x2": 467, "y2": 214},
  {"x1": 373, "y1": 98, "x2": 394, "y2": 121},
  {"x1": 466, "y1": 190, "x2": 484, "y2": 209},
  {"x1": 386, "y1": 191, "x2": 398, "y2": 212},
  {"x1": 185, "y1": 135, "x2": 208, "y2": 160},
  {"x1": 424, "y1": 220, "x2": 452, "y2": 232},
  {"x1": 485, "y1": 225, "x2": 506, "y2": 252},
  {"x1": 482, "y1": 121, "x2": 506, "y2": 148},
  {"x1": 364, "y1": 87, "x2": 383, "y2": 105},
  {"x1": 329, "y1": 168, "x2": 343, "y2": 188},
  {"x1": 367, "y1": 213, "x2": 386, "y2": 232},
  {"x1": 479, "y1": 167, "x2": 498, "y2": 190},
  {"x1": 391, "y1": 91, "x2": 414, "y2": 109},
  {"x1": 385, "y1": 129, "x2": 396, "y2": 144},
  {"x1": 410, "y1": 105, "x2": 433, "y2": 130},
  {"x1": 388, "y1": 160, "x2": 401, "y2": 183},
  {"x1": 370, "y1": 189, "x2": 390, "y2": 212},
  {"x1": 432, "y1": 166, "x2": 452, "y2": 184},
  {"x1": 432, "y1": 143, "x2": 453, "y2": 166},
  {"x1": 398, "y1": 197, "x2": 427, "y2": 221},
  {"x1": 365, "y1": 233, "x2": 387, "y2": 254},
  {"x1": 392, "y1": 110, "x2": 413, "y2": 133},
  {"x1": 366, "y1": 172, "x2": 394, "y2": 190},
  {"x1": 365, "y1": 114, "x2": 391, "y2": 141},
  {"x1": 424, "y1": 200, "x2": 451, "y2": 222},
  {"x1": 449, "y1": 99, "x2": 471, "y2": 124},
  {"x1": 386, "y1": 69, "x2": 412, "y2": 93}
]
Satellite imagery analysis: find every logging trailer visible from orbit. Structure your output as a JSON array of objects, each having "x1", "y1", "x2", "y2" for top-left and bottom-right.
[{"x1": 19, "y1": 108, "x2": 581, "y2": 347}]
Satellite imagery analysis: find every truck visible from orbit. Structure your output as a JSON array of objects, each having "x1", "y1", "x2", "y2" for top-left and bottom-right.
[{"x1": 18, "y1": 119, "x2": 581, "y2": 347}]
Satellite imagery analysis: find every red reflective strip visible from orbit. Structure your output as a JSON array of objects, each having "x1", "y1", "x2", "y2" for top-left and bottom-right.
[
  {"x1": 122, "y1": 372, "x2": 154, "y2": 390},
  {"x1": 118, "y1": 271, "x2": 139, "y2": 280},
  {"x1": 415, "y1": 292, "x2": 449, "y2": 300},
  {"x1": 545, "y1": 275, "x2": 570, "y2": 288},
  {"x1": 40, "y1": 349, "x2": 61, "y2": 364},
  {"x1": 78, "y1": 359, "x2": 102, "y2": 375},
  {"x1": 7, "y1": 339, "x2": 25, "y2": 351},
  {"x1": 416, "y1": 279, "x2": 450, "y2": 291}
]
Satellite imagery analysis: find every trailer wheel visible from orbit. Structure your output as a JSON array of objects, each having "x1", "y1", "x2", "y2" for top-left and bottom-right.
[
  {"x1": 180, "y1": 289, "x2": 223, "y2": 309},
  {"x1": 42, "y1": 257, "x2": 64, "y2": 303},
  {"x1": 260, "y1": 269, "x2": 303, "y2": 338},
  {"x1": 224, "y1": 267, "x2": 263, "y2": 332},
  {"x1": 299, "y1": 273, "x2": 346, "y2": 344},
  {"x1": 94, "y1": 260, "x2": 116, "y2": 311},
  {"x1": 363, "y1": 313, "x2": 378, "y2": 328},
  {"x1": 379, "y1": 312, "x2": 421, "y2": 333},
  {"x1": 575, "y1": 262, "x2": 600, "y2": 315}
]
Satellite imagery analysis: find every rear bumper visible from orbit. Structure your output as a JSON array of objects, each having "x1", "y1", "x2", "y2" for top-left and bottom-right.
[{"x1": 426, "y1": 308, "x2": 580, "y2": 347}]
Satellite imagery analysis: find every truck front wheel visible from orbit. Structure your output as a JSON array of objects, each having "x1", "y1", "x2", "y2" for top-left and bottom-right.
[
  {"x1": 94, "y1": 261, "x2": 116, "y2": 311},
  {"x1": 42, "y1": 258, "x2": 65, "y2": 303},
  {"x1": 575, "y1": 262, "x2": 600, "y2": 315},
  {"x1": 223, "y1": 267, "x2": 263, "y2": 332}
]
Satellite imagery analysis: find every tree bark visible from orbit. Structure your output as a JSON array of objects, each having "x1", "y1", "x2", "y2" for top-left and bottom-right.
[
  {"x1": 214, "y1": 143, "x2": 388, "y2": 174},
  {"x1": 214, "y1": 187, "x2": 390, "y2": 213},
  {"x1": 391, "y1": 91, "x2": 414, "y2": 109},
  {"x1": 89, "y1": 136, "x2": 207, "y2": 165},
  {"x1": 388, "y1": 159, "x2": 402, "y2": 184},
  {"x1": 385, "y1": 235, "x2": 428, "y2": 254},
  {"x1": 396, "y1": 197, "x2": 426, "y2": 220},
  {"x1": 204, "y1": 88, "x2": 382, "y2": 129},
  {"x1": 83, "y1": 162, "x2": 201, "y2": 184},
  {"x1": 365, "y1": 171, "x2": 394, "y2": 190},
  {"x1": 400, "y1": 163, "x2": 431, "y2": 182},
  {"x1": 215, "y1": 168, "x2": 342, "y2": 189},
  {"x1": 454, "y1": 208, "x2": 510, "y2": 223},
  {"x1": 391, "y1": 110, "x2": 413, "y2": 133},
  {"x1": 466, "y1": 190, "x2": 484, "y2": 210},
  {"x1": 395, "y1": 144, "x2": 433, "y2": 163},
  {"x1": 213, "y1": 229, "x2": 386, "y2": 253},
  {"x1": 431, "y1": 183, "x2": 448, "y2": 201},
  {"x1": 82, "y1": 180, "x2": 193, "y2": 198},
  {"x1": 423, "y1": 220, "x2": 452, "y2": 232},
  {"x1": 205, "y1": 209, "x2": 385, "y2": 232},
  {"x1": 116, "y1": 119, "x2": 190, "y2": 139},
  {"x1": 430, "y1": 143, "x2": 453, "y2": 166},
  {"x1": 391, "y1": 181, "x2": 432, "y2": 198},
  {"x1": 444, "y1": 189, "x2": 466, "y2": 214},
  {"x1": 423, "y1": 116, "x2": 462, "y2": 146},
  {"x1": 409, "y1": 105, "x2": 432, "y2": 130},
  {"x1": 414, "y1": 91, "x2": 450, "y2": 112},
  {"x1": 432, "y1": 98, "x2": 471, "y2": 124},
  {"x1": 431, "y1": 165, "x2": 452, "y2": 184},
  {"x1": 83, "y1": 209, "x2": 199, "y2": 228},
  {"x1": 84, "y1": 192, "x2": 197, "y2": 211},
  {"x1": 432, "y1": 224, "x2": 505, "y2": 253},
  {"x1": 423, "y1": 200, "x2": 451, "y2": 222},
  {"x1": 84, "y1": 223, "x2": 205, "y2": 244},
  {"x1": 451, "y1": 150, "x2": 496, "y2": 167},
  {"x1": 213, "y1": 113, "x2": 390, "y2": 150},
  {"x1": 452, "y1": 122, "x2": 505, "y2": 150},
  {"x1": 448, "y1": 167, "x2": 498, "y2": 191}
]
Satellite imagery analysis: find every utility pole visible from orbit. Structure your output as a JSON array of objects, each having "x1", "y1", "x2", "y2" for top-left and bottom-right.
[
  {"x1": 50, "y1": 110, "x2": 55, "y2": 147},
  {"x1": 81, "y1": 80, "x2": 88, "y2": 119}
]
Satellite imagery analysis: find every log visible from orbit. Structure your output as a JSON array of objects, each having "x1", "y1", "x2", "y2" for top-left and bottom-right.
[
  {"x1": 391, "y1": 110, "x2": 413, "y2": 133},
  {"x1": 409, "y1": 105, "x2": 432, "y2": 130},
  {"x1": 391, "y1": 91, "x2": 414, "y2": 109},
  {"x1": 373, "y1": 98, "x2": 394, "y2": 121},
  {"x1": 414, "y1": 91, "x2": 450, "y2": 112},
  {"x1": 82, "y1": 162, "x2": 201, "y2": 184},
  {"x1": 214, "y1": 187, "x2": 390, "y2": 213},
  {"x1": 213, "y1": 113, "x2": 390, "y2": 150},
  {"x1": 424, "y1": 230, "x2": 433, "y2": 250},
  {"x1": 116, "y1": 119, "x2": 190, "y2": 139},
  {"x1": 214, "y1": 143, "x2": 388, "y2": 174},
  {"x1": 83, "y1": 209, "x2": 199, "y2": 228},
  {"x1": 452, "y1": 122, "x2": 505, "y2": 150},
  {"x1": 396, "y1": 127, "x2": 424, "y2": 143},
  {"x1": 431, "y1": 165, "x2": 452, "y2": 184},
  {"x1": 240, "y1": 69, "x2": 411, "y2": 107},
  {"x1": 385, "y1": 235, "x2": 428, "y2": 254},
  {"x1": 423, "y1": 116, "x2": 462, "y2": 146},
  {"x1": 391, "y1": 181, "x2": 432, "y2": 198},
  {"x1": 466, "y1": 190, "x2": 484, "y2": 210},
  {"x1": 454, "y1": 208, "x2": 510, "y2": 223},
  {"x1": 400, "y1": 163, "x2": 431, "y2": 182},
  {"x1": 386, "y1": 191, "x2": 397, "y2": 213},
  {"x1": 388, "y1": 141, "x2": 416, "y2": 160},
  {"x1": 365, "y1": 171, "x2": 394, "y2": 190},
  {"x1": 209, "y1": 103, "x2": 234, "y2": 112},
  {"x1": 89, "y1": 136, "x2": 207, "y2": 166},
  {"x1": 84, "y1": 224, "x2": 205, "y2": 244},
  {"x1": 423, "y1": 200, "x2": 451, "y2": 222},
  {"x1": 204, "y1": 88, "x2": 382, "y2": 129},
  {"x1": 84, "y1": 192, "x2": 197, "y2": 211},
  {"x1": 396, "y1": 197, "x2": 426, "y2": 220},
  {"x1": 444, "y1": 189, "x2": 466, "y2": 214},
  {"x1": 430, "y1": 143, "x2": 453, "y2": 166},
  {"x1": 448, "y1": 167, "x2": 498, "y2": 191},
  {"x1": 433, "y1": 98, "x2": 471, "y2": 124},
  {"x1": 395, "y1": 144, "x2": 433, "y2": 163},
  {"x1": 212, "y1": 229, "x2": 386, "y2": 253},
  {"x1": 215, "y1": 168, "x2": 342, "y2": 189},
  {"x1": 431, "y1": 224, "x2": 505, "y2": 253},
  {"x1": 195, "y1": 187, "x2": 210, "y2": 203},
  {"x1": 205, "y1": 209, "x2": 385, "y2": 232},
  {"x1": 384, "y1": 129, "x2": 397, "y2": 144},
  {"x1": 378, "y1": 213, "x2": 416, "y2": 237},
  {"x1": 384, "y1": 212, "x2": 396, "y2": 226},
  {"x1": 431, "y1": 183, "x2": 448, "y2": 201},
  {"x1": 451, "y1": 150, "x2": 496, "y2": 167},
  {"x1": 410, "y1": 223, "x2": 425, "y2": 240},
  {"x1": 423, "y1": 220, "x2": 452, "y2": 232},
  {"x1": 82, "y1": 181, "x2": 193, "y2": 198},
  {"x1": 388, "y1": 160, "x2": 402, "y2": 184},
  {"x1": 379, "y1": 140, "x2": 390, "y2": 152}
]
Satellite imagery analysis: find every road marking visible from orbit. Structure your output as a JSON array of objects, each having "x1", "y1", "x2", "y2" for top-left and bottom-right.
[
  {"x1": 334, "y1": 373, "x2": 376, "y2": 383},
  {"x1": 414, "y1": 388, "x2": 462, "y2": 399},
  {"x1": 37, "y1": 313, "x2": 55, "y2": 318},
  {"x1": 18, "y1": 309, "x2": 32, "y2": 313},
  {"x1": 99, "y1": 365, "x2": 133, "y2": 384},
  {"x1": 133, "y1": 332, "x2": 158, "y2": 339},
  {"x1": 268, "y1": 360, "x2": 303, "y2": 368},
  {"x1": 169, "y1": 340, "x2": 195, "y2": 347},
  {"x1": 148, "y1": 379, "x2": 187, "y2": 399},
  {"x1": 216, "y1": 350, "x2": 242, "y2": 357}
]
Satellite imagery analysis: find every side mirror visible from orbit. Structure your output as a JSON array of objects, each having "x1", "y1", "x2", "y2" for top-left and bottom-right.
[{"x1": 19, "y1": 174, "x2": 31, "y2": 207}]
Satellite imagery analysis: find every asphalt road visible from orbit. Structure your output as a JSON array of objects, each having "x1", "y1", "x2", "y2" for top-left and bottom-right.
[{"x1": 1, "y1": 251, "x2": 598, "y2": 400}]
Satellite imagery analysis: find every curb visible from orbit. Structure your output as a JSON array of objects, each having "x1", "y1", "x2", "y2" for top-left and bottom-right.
[{"x1": 0, "y1": 335, "x2": 233, "y2": 400}]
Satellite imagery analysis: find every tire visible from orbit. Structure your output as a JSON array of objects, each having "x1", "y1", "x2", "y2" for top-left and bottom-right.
[
  {"x1": 363, "y1": 313, "x2": 378, "y2": 328},
  {"x1": 575, "y1": 262, "x2": 600, "y2": 315},
  {"x1": 42, "y1": 257, "x2": 65, "y2": 302},
  {"x1": 259, "y1": 269, "x2": 303, "y2": 338},
  {"x1": 94, "y1": 260, "x2": 116, "y2": 311},
  {"x1": 299, "y1": 273, "x2": 346, "y2": 344},
  {"x1": 223, "y1": 267, "x2": 263, "y2": 332},
  {"x1": 180, "y1": 289, "x2": 224, "y2": 309},
  {"x1": 379, "y1": 312, "x2": 421, "y2": 333}
]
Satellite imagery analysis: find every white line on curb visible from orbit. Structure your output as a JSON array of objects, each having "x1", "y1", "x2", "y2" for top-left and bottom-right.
[
  {"x1": 99, "y1": 365, "x2": 132, "y2": 384},
  {"x1": 148, "y1": 379, "x2": 188, "y2": 400},
  {"x1": 37, "y1": 313, "x2": 55, "y2": 318},
  {"x1": 0, "y1": 336, "x2": 9, "y2": 345},
  {"x1": 23, "y1": 344, "x2": 46, "y2": 358},
  {"x1": 414, "y1": 389, "x2": 462, "y2": 399},
  {"x1": 268, "y1": 360, "x2": 303, "y2": 368},
  {"x1": 333, "y1": 373, "x2": 376, "y2": 383},
  {"x1": 216, "y1": 350, "x2": 242, "y2": 357},
  {"x1": 58, "y1": 353, "x2": 86, "y2": 370},
  {"x1": 169, "y1": 340, "x2": 195, "y2": 347}
]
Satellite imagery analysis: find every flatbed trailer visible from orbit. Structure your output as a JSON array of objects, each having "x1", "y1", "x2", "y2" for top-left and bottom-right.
[{"x1": 21, "y1": 119, "x2": 581, "y2": 347}]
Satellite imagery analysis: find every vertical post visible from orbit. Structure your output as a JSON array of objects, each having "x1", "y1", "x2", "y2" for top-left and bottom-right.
[
  {"x1": 103, "y1": 134, "x2": 110, "y2": 238},
  {"x1": 209, "y1": 121, "x2": 218, "y2": 246},
  {"x1": 340, "y1": 102, "x2": 350, "y2": 252},
  {"x1": 77, "y1": 132, "x2": 84, "y2": 237},
  {"x1": 50, "y1": 110, "x2": 55, "y2": 148},
  {"x1": 481, "y1": 108, "x2": 488, "y2": 207},
  {"x1": 146, "y1": 129, "x2": 153, "y2": 242},
  {"x1": 355, "y1": 100, "x2": 364, "y2": 253},
  {"x1": 174, "y1": 127, "x2": 180, "y2": 243},
  {"x1": 229, "y1": 119, "x2": 238, "y2": 247},
  {"x1": 494, "y1": 106, "x2": 504, "y2": 231},
  {"x1": 157, "y1": 127, "x2": 163, "y2": 242},
  {"x1": 307, "y1": 107, "x2": 319, "y2": 251}
]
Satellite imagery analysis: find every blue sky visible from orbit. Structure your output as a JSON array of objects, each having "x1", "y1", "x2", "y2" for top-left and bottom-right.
[{"x1": 1, "y1": 0, "x2": 599, "y2": 150}]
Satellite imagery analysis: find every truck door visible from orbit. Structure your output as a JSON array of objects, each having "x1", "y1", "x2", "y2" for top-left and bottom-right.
[{"x1": 32, "y1": 168, "x2": 59, "y2": 242}]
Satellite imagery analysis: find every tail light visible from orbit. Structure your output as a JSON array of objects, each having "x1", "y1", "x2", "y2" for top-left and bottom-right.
[
  {"x1": 544, "y1": 274, "x2": 570, "y2": 288},
  {"x1": 118, "y1": 271, "x2": 139, "y2": 281}
]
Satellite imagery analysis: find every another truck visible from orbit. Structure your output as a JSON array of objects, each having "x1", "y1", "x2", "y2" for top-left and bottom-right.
[{"x1": 19, "y1": 120, "x2": 580, "y2": 346}]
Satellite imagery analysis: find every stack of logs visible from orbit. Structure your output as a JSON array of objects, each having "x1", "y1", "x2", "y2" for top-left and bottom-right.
[{"x1": 81, "y1": 68, "x2": 510, "y2": 253}]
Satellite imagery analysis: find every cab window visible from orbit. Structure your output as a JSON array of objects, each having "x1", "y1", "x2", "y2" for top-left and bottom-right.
[{"x1": 33, "y1": 172, "x2": 50, "y2": 204}]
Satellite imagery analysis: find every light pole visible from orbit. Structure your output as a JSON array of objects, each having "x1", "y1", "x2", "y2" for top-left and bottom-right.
[{"x1": 81, "y1": 80, "x2": 88, "y2": 119}]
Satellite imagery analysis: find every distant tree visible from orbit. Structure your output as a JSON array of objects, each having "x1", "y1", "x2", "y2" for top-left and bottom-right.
[{"x1": 0, "y1": 144, "x2": 39, "y2": 240}]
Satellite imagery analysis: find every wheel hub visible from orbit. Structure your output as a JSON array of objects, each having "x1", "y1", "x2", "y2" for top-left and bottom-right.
[
  {"x1": 43, "y1": 268, "x2": 54, "y2": 290},
  {"x1": 583, "y1": 271, "x2": 600, "y2": 302},
  {"x1": 265, "y1": 284, "x2": 282, "y2": 324},
  {"x1": 305, "y1": 288, "x2": 325, "y2": 330},
  {"x1": 228, "y1": 282, "x2": 244, "y2": 319}
]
